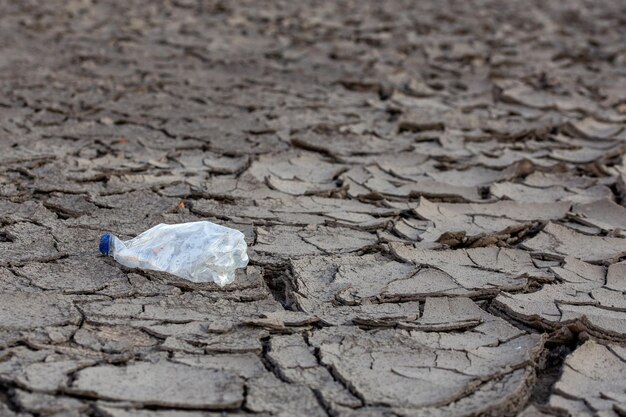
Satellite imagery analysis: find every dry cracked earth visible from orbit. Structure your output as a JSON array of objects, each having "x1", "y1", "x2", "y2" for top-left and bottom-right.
[{"x1": 1, "y1": 1, "x2": 626, "y2": 416}]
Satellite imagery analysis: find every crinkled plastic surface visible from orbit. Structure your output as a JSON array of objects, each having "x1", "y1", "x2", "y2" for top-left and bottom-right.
[{"x1": 102, "y1": 221, "x2": 248, "y2": 286}]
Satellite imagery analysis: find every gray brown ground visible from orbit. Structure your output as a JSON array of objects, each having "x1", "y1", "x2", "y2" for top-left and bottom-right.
[{"x1": 1, "y1": 0, "x2": 626, "y2": 416}]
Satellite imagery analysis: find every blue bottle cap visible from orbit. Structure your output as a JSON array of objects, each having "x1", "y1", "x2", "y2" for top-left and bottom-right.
[{"x1": 99, "y1": 234, "x2": 112, "y2": 256}]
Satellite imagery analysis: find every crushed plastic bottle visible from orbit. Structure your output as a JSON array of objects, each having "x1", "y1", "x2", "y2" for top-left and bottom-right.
[{"x1": 99, "y1": 221, "x2": 248, "y2": 286}]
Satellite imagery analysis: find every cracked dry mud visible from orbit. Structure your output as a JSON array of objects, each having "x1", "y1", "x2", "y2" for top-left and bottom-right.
[{"x1": 0, "y1": 1, "x2": 625, "y2": 416}]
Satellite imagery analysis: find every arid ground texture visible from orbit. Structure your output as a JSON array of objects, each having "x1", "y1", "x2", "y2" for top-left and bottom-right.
[{"x1": 1, "y1": 1, "x2": 626, "y2": 416}]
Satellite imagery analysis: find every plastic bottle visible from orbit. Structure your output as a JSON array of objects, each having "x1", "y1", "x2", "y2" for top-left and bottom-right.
[{"x1": 99, "y1": 221, "x2": 248, "y2": 286}]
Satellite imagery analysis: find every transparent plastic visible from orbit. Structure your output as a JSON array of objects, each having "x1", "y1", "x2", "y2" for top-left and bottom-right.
[{"x1": 101, "y1": 221, "x2": 248, "y2": 286}]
